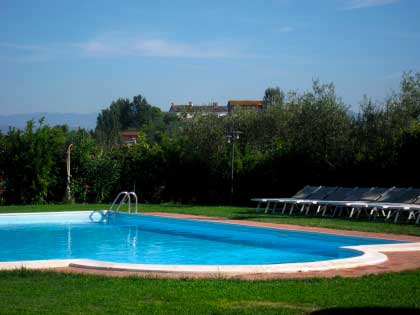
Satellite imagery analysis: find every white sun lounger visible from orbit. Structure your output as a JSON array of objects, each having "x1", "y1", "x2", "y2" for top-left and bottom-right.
[
  {"x1": 294, "y1": 187, "x2": 382, "y2": 218},
  {"x1": 367, "y1": 188, "x2": 420, "y2": 223},
  {"x1": 252, "y1": 186, "x2": 420, "y2": 224},
  {"x1": 345, "y1": 187, "x2": 394, "y2": 218},
  {"x1": 252, "y1": 185, "x2": 323, "y2": 213},
  {"x1": 295, "y1": 187, "x2": 360, "y2": 217}
]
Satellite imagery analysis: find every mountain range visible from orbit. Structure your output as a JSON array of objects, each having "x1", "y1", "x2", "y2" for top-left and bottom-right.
[{"x1": 0, "y1": 112, "x2": 98, "y2": 132}]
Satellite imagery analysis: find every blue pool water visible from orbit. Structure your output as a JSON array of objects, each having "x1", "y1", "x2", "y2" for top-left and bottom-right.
[{"x1": 0, "y1": 211, "x2": 403, "y2": 265}]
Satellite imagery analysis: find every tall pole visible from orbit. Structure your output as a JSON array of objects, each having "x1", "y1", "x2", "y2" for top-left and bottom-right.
[
  {"x1": 65, "y1": 144, "x2": 73, "y2": 203},
  {"x1": 226, "y1": 130, "x2": 242, "y2": 203},
  {"x1": 231, "y1": 137, "x2": 235, "y2": 199}
]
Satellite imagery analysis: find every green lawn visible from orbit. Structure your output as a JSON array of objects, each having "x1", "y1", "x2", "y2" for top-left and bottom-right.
[
  {"x1": 0, "y1": 269, "x2": 419, "y2": 315},
  {"x1": 1, "y1": 203, "x2": 420, "y2": 236},
  {"x1": 1, "y1": 203, "x2": 420, "y2": 314}
]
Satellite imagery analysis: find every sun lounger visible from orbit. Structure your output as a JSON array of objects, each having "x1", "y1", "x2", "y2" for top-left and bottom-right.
[
  {"x1": 343, "y1": 187, "x2": 420, "y2": 222},
  {"x1": 366, "y1": 187, "x2": 412, "y2": 218},
  {"x1": 369, "y1": 188, "x2": 420, "y2": 222},
  {"x1": 347, "y1": 187, "x2": 392, "y2": 218},
  {"x1": 297, "y1": 187, "x2": 359, "y2": 216},
  {"x1": 324, "y1": 187, "x2": 380, "y2": 217},
  {"x1": 285, "y1": 186, "x2": 338, "y2": 215},
  {"x1": 300, "y1": 187, "x2": 385, "y2": 218},
  {"x1": 252, "y1": 185, "x2": 322, "y2": 213},
  {"x1": 252, "y1": 186, "x2": 420, "y2": 224}
]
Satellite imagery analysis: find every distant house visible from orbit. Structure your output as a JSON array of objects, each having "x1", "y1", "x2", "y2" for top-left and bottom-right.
[
  {"x1": 227, "y1": 100, "x2": 263, "y2": 113},
  {"x1": 169, "y1": 102, "x2": 228, "y2": 118},
  {"x1": 120, "y1": 130, "x2": 140, "y2": 145}
]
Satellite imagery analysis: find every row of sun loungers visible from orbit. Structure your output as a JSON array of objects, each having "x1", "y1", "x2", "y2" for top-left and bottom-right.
[{"x1": 252, "y1": 186, "x2": 420, "y2": 224}]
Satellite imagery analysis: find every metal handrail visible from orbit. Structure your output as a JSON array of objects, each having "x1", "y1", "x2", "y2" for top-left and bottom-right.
[
  {"x1": 108, "y1": 191, "x2": 128, "y2": 212},
  {"x1": 128, "y1": 192, "x2": 138, "y2": 213},
  {"x1": 108, "y1": 191, "x2": 138, "y2": 214}
]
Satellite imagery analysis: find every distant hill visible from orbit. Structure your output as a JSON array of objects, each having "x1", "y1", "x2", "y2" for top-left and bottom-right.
[{"x1": 0, "y1": 112, "x2": 97, "y2": 132}]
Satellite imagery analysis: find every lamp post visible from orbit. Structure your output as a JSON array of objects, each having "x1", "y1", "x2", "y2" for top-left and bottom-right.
[
  {"x1": 226, "y1": 130, "x2": 242, "y2": 203},
  {"x1": 65, "y1": 144, "x2": 73, "y2": 203}
]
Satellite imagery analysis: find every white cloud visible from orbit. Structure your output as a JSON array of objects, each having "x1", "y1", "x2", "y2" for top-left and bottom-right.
[
  {"x1": 382, "y1": 71, "x2": 403, "y2": 80},
  {"x1": 342, "y1": 0, "x2": 399, "y2": 10},
  {"x1": 278, "y1": 26, "x2": 294, "y2": 33},
  {"x1": 76, "y1": 34, "x2": 244, "y2": 59},
  {"x1": 0, "y1": 42, "x2": 47, "y2": 52},
  {"x1": 0, "y1": 42, "x2": 50, "y2": 63},
  {"x1": 0, "y1": 33, "x2": 249, "y2": 63}
]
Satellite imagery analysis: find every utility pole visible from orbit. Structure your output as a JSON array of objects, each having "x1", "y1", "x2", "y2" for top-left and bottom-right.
[{"x1": 226, "y1": 130, "x2": 242, "y2": 203}]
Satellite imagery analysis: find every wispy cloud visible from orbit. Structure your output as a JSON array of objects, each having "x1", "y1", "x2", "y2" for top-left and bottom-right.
[
  {"x1": 0, "y1": 42, "x2": 47, "y2": 52},
  {"x1": 0, "y1": 29, "x2": 402, "y2": 66},
  {"x1": 0, "y1": 33, "x2": 248, "y2": 63},
  {"x1": 342, "y1": 0, "x2": 399, "y2": 10},
  {"x1": 74, "y1": 33, "x2": 245, "y2": 59},
  {"x1": 0, "y1": 55, "x2": 50, "y2": 63},
  {"x1": 0, "y1": 42, "x2": 51, "y2": 63},
  {"x1": 278, "y1": 26, "x2": 294, "y2": 33},
  {"x1": 381, "y1": 71, "x2": 403, "y2": 80}
]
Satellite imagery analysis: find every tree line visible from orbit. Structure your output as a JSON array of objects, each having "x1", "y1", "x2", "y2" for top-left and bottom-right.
[{"x1": 1, "y1": 72, "x2": 419, "y2": 205}]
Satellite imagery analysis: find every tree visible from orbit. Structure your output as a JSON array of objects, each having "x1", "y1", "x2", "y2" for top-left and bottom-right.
[
  {"x1": 95, "y1": 94, "x2": 166, "y2": 148},
  {"x1": 282, "y1": 80, "x2": 353, "y2": 182},
  {"x1": 95, "y1": 98, "x2": 130, "y2": 148},
  {"x1": 132, "y1": 95, "x2": 162, "y2": 128},
  {"x1": 263, "y1": 87, "x2": 285, "y2": 109},
  {"x1": 86, "y1": 149, "x2": 120, "y2": 203},
  {"x1": 399, "y1": 71, "x2": 420, "y2": 121},
  {"x1": 3, "y1": 72, "x2": 420, "y2": 206},
  {"x1": 117, "y1": 133, "x2": 165, "y2": 202},
  {"x1": 1, "y1": 119, "x2": 66, "y2": 204}
]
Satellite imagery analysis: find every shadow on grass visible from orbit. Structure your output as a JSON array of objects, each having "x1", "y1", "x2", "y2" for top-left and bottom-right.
[
  {"x1": 229, "y1": 210, "x2": 300, "y2": 220},
  {"x1": 229, "y1": 212, "x2": 270, "y2": 220},
  {"x1": 230, "y1": 210, "x2": 393, "y2": 225},
  {"x1": 159, "y1": 203, "x2": 194, "y2": 208},
  {"x1": 311, "y1": 307, "x2": 420, "y2": 315}
]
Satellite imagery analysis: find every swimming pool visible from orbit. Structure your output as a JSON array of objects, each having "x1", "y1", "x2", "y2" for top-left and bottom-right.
[{"x1": 0, "y1": 211, "x2": 416, "y2": 273}]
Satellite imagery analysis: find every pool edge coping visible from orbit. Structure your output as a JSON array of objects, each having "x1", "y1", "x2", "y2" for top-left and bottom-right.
[{"x1": 1, "y1": 243, "x2": 420, "y2": 274}]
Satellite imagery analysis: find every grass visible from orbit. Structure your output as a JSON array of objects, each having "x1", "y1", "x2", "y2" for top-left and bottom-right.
[
  {"x1": 1, "y1": 203, "x2": 420, "y2": 236},
  {"x1": 0, "y1": 269, "x2": 420, "y2": 315},
  {"x1": 1, "y1": 203, "x2": 420, "y2": 314}
]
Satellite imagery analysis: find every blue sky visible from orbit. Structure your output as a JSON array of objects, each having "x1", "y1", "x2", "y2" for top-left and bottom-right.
[{"x1": 0, "y1": 0, "x2": 419, "y2": 115}]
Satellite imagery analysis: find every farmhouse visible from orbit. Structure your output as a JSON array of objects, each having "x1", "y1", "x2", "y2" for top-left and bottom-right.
[
  {"x1": 120, "y1": 130, "x2": 140, "y2": 145},
  {"x1": 227, "y1": 100, "x2": 263, "y2": 113},
  {"x1": 169, "y1": 102, "x2": 228, "y2": 118}
]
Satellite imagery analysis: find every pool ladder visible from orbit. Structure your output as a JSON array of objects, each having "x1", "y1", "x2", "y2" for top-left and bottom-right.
[{"x1": 108, "y1": 191, "x2": 138, "y2": 214}]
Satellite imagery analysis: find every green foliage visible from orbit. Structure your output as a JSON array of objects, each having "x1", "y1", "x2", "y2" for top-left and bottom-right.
[
  {"x1": 0, "y1": 120, "x2": 66, "y2": 204},
  {"x1": 1, "y1": 72, "x2": 420, "y2": 205},
  {"x1": 66, "y1": 129, "x2": 96, "y2": 201},
  {"x1": 86, "y1": 149, "x2": 120, "y2": 202},
  {"x1": 95, "y1": 94, "x2": 169, "y2": 148},
  {"x1": 95, "y1": 98, "x2": 130, "y2": 147},
  {"x1": 284, "y1": 81, "x2": 352, "y2": 168},
  {"x1": 398, "y1": 71, "x2": 420, "y2": 122},
  {"x1": 67, "y1": 129, "x2": 120, "y2": 203},
  {"x1": 263, "y1": 86, "x2": 285, "y2": 109},
  {"x1": 116, "y1": 133, "x2": 164, "y2": 202}
]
